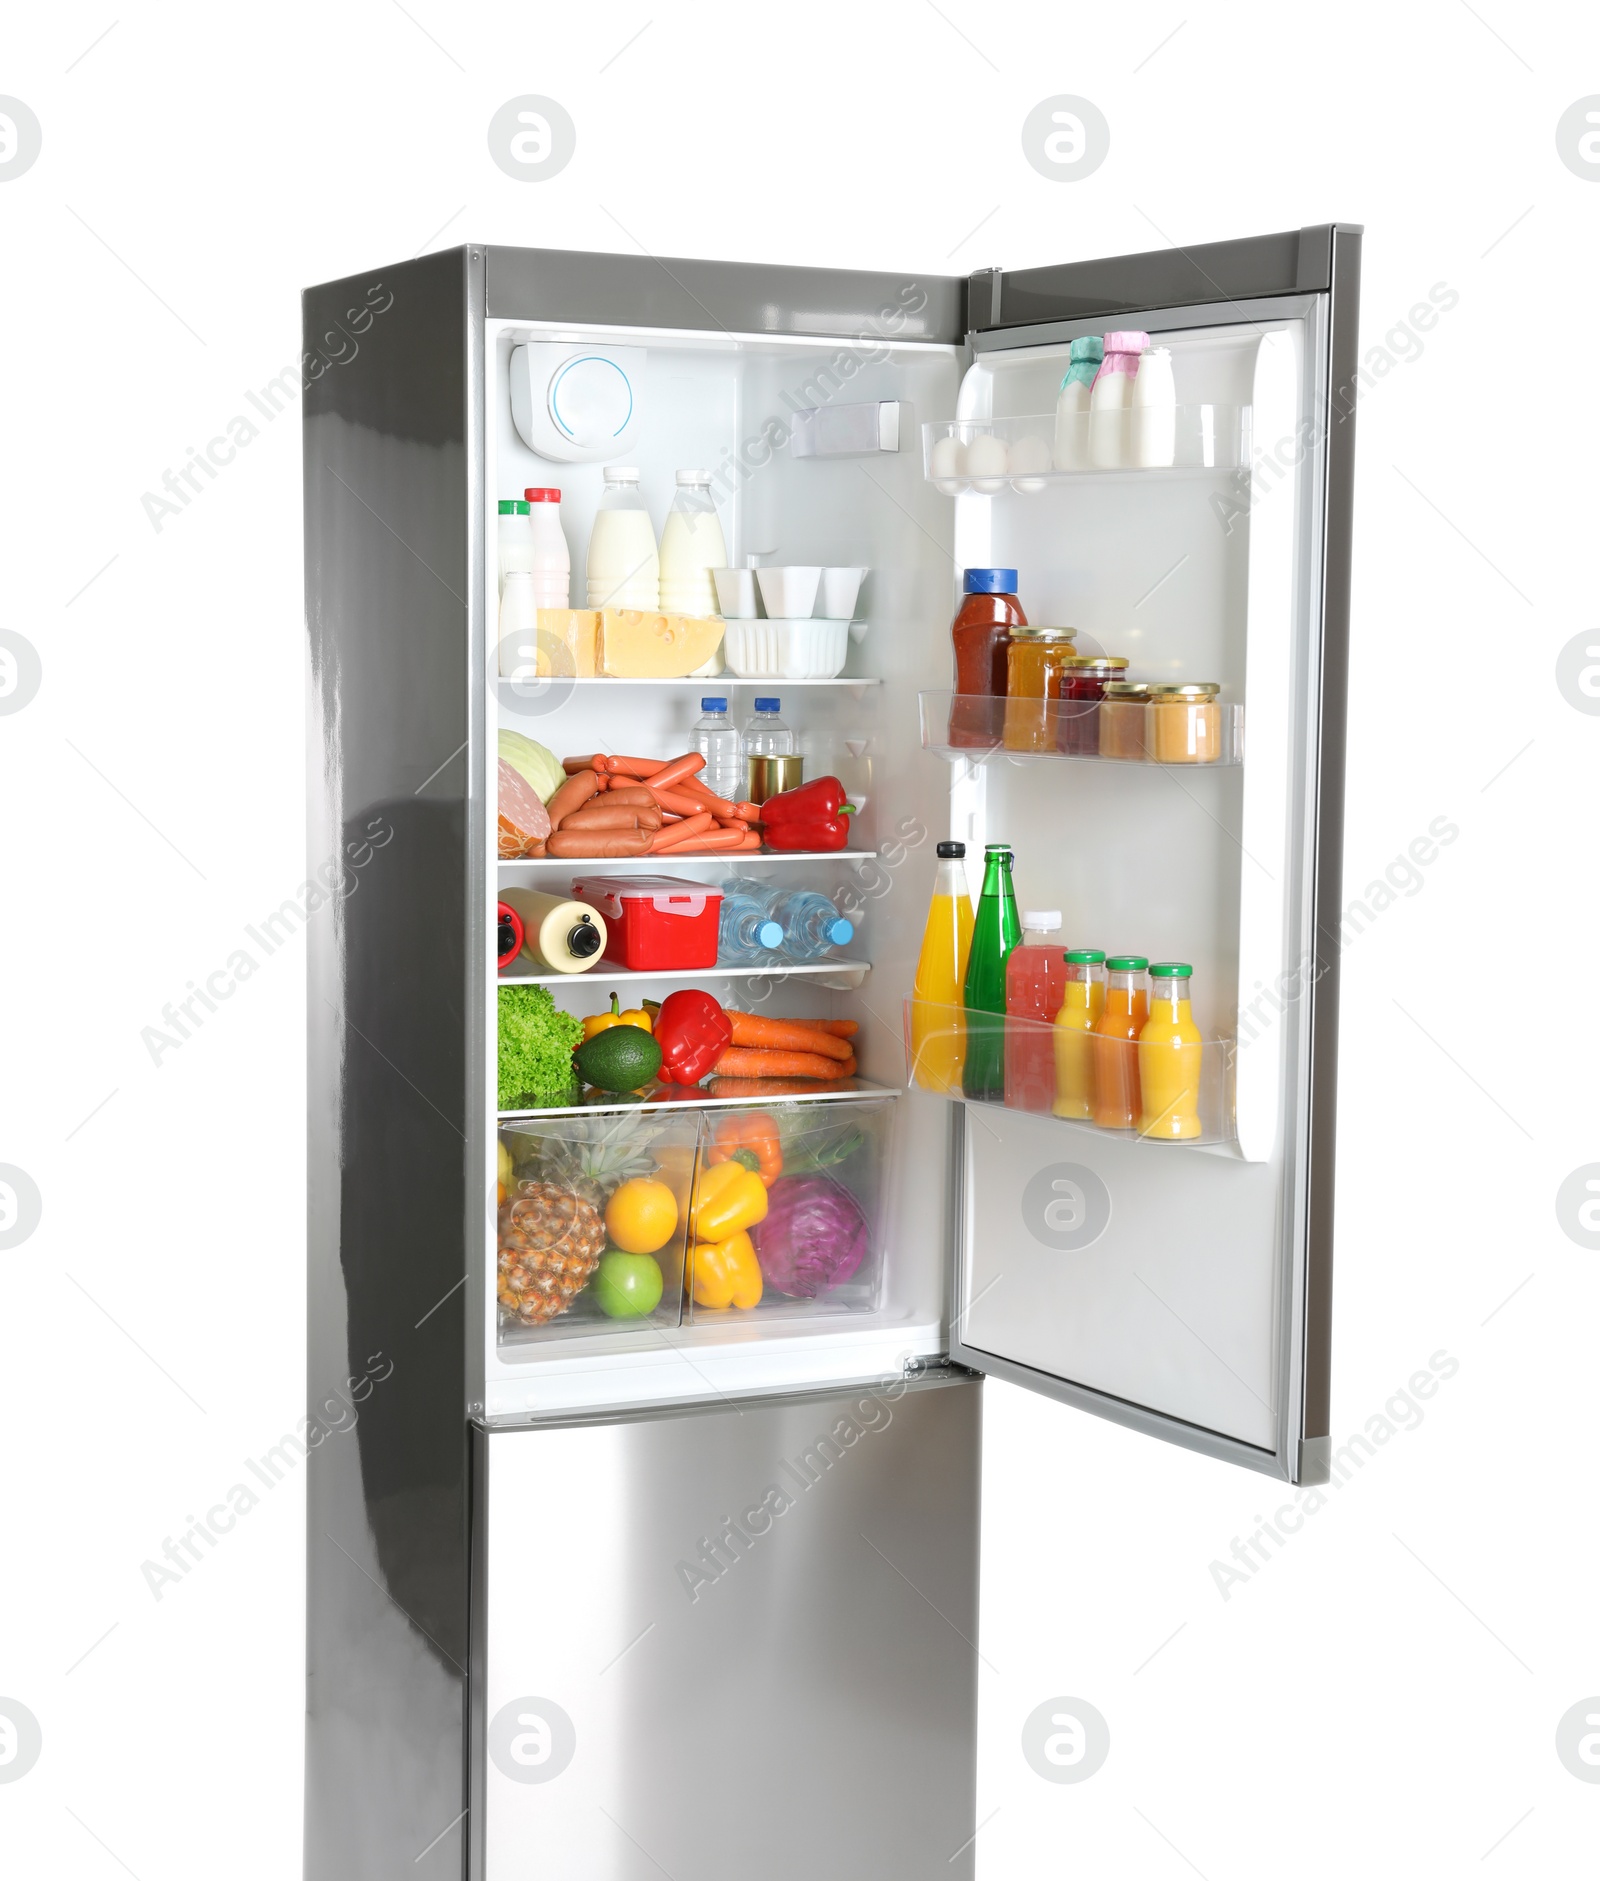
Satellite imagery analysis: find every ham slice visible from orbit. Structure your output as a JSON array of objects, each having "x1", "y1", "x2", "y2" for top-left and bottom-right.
[{"x1": 498, "y1": 758, "x2": 551, "y2": 858}]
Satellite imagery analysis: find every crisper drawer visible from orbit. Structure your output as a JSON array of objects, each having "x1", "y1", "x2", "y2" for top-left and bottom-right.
[{"x1": 476, "y1": 1374, "x2": 981, "y2": 1880}]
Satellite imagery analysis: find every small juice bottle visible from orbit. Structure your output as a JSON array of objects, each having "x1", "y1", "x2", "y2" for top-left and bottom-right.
[
  {"x1": 1004, "y1": 911, "x2": 1065, "y2": 1112},
  {"x1": 1138, "y1": 962, "x2": 1203, "y2": 1139},
  {"x1": 909, "y1": 842, "x2": 974, "y2": 1094},
  {"x1": 1052, "y1": 948, "x2": 1106, "y2": 1119},
  {"x1": 1091, "y1": 955, "x2": 1149, "y2": 1129}
]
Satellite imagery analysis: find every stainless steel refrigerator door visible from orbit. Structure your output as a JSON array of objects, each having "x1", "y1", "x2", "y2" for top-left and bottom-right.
[
  {"x1": 475, "y1": 1373, "x2": 981, "y2": 1880},
  {"x1": 944, "y1": 226, "x2": 1361, "y2": 1485}
]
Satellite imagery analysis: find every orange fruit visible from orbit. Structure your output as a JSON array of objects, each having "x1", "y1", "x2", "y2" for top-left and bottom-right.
[{"x1": 604, "y1": 1177, "x2": 678, "y2": 1255}]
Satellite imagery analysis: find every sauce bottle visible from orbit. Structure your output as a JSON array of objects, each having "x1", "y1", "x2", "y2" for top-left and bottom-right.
[
  {"x1": 948, "y1": 568, "x2": 1027, "y2": 749},
  {"x1": 1138, "y1": 962, "x2": 1203, "y2": 1138},
  {"x1": 961, "y1": 843, "x2": 1021, "y2": 1102},
  {"x1": 1091, "y1": 954, "x2": 1149, "y2": 1128},
  {"x1": 1004, "y1": 911, "x2": 1065, "y2": 1112},
  {"x1": 1052, "y1": 948, "x2": 1106, "y2": 1119},
  {"x1": 910, "y1": 841, "x2": 975, "y2": 1095}
]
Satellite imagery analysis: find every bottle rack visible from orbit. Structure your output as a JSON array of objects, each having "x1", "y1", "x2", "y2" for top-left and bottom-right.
[
  {"x1": 918, "y1": 692, "x2": 1244, "y2": 767},
  {"x1": 921, "y1": 408, "x2": 1252, "y2": 493}
]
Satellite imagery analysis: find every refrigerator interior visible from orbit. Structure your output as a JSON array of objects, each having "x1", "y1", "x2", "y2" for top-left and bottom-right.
[{"x1": 482, "y1": 320, "x2": 964, "y2": 1418}]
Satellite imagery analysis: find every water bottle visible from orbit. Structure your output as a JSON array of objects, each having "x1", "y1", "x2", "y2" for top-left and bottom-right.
[
  {"x1": 691, "y1": 697, "x2": 744, "y2": 805},
  {"x1": 766, "y1": 888, "x2": 855, "y2": 960},
  {"x1": 718, "y1": 889, "x2": 783, "y2": 964},
  {"x1": 742, "y1": 697, "x2": 795, "y2": 761}
]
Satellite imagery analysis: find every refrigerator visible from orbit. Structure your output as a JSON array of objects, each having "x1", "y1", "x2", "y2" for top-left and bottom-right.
[{"x1": 303, "y1": 224, "x2": 1360, "y2": 1880}]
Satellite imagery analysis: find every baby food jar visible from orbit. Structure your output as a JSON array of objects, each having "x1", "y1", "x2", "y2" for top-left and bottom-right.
[
  {"x1": 1057, "y1": 656, "x2": 1129, "y2": 755},
  {"x1": 1097, "y1": 681, "x2": 1153, "y2": 760},
  {"x1": 1149, "y1": 683, "x2": 1223, "y2": 763},
  {"x1": 1002, "y1": 627, "x2": 1078, "y2": 752}
]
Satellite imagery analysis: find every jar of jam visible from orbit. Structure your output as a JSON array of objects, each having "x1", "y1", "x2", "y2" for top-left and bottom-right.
[
  {"x1": 1057, "y1": 656, "x2": 1129, "y2": 755},
  {"x1": 948, "y1": 568, "x2": 1027, "y2": 749},
  {"x1": 1097, "y1": 681, "x2": 1152, "y2": 760},
  {"x1": 1002, "y1": 627, "x2": 1078, "y2": 751},
  {"x1": 1149, "y1": 683, "x2": 1223, "y2": 763}
]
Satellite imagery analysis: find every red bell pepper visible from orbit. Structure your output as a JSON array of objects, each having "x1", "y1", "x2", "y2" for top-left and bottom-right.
[
  {"x1": 652, "y1": 988, "x2": 733, "y2": 1085},
  {"x1": 759, "y1": 775, "x2": 852, "y2": 852}
]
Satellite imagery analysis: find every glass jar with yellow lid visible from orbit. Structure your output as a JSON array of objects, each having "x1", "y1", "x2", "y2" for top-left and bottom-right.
[
  {"x1": 1002, "y1": 627, "x2": 1078, "y2": 751},
  {"x1": 1097, "y1": 680, "x2": 1153, "y2": 760},
  {"x1": 1149, "y1": 683, "x2": 1223, "y2": 763},
  {"x1": 1057, "y1": 655, "x2": 1129, "y2": 755}
]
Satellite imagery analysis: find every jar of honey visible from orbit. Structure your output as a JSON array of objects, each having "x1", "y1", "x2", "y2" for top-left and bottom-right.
[
  {"x1": 1097, "y1": 681, "x2": 1153, "y2": 760},
  {"x1": 1057, "y1": 655, "x2": 1129, "y2": 755},
  {"x1": 1149, "y1": 683, "x2": 1223, "y2": 763},
  {"x1": 1002, "y1": 627, "x2": 1078, "y2": 751}
]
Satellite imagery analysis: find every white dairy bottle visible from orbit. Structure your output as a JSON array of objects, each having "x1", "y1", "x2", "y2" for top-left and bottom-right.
[
  {"x1": 1130, "y1": 346, "x2": 1177, "y2": 468},
  {"x1": 1088, "y1": 330, "x2": 1149, "y2": 469},
  {"x1": 1052, "y1": 334, "x2": 1103, "y2": 470},
  {"x1": 523, "y1": 487, "x2": 571, "y2": 609},
  {"x1": 658, "y1": 470, "x2": 727, "y2": 617},
  {"x1": 586, "y1": 467, "x2": 659, "y2": 611},
  {"x1": 497, "y1": 499, "x2": 534, "y2": 599}
]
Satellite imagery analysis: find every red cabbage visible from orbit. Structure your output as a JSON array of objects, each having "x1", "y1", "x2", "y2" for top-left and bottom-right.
[{"x1": 752, "y1": 1175, "x2": 868, "y2": 1298}]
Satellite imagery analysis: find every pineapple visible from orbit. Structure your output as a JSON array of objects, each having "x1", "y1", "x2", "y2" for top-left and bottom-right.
[
  {"x1": 497, "y1": 1182, "x2": 607, "y2": 1326},
  {"x1": 510, "y1": 1113, "x2": 663, "y2": 1211}
]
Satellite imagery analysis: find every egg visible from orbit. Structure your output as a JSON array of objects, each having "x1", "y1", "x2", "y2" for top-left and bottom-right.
[
  {"x1": 929, "y1": 432, "x2": 963, "y2": 493},
  {"x1": 962, "y1": 432, "x2": 1009, "y2": 492},
  {"x1": 1008, "y1": 433, "x2": 1052, "y2": 493}
]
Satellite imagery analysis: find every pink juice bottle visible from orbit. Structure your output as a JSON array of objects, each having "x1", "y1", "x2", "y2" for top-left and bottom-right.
[{"x1": 1005, "y1": 910, "x2": 1066, "y2": 1112}]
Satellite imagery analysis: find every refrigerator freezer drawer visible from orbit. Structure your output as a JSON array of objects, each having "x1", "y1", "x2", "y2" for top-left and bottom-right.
[{"x1": 478, "y1": 1374, "x2": 981, "y2": 1879}]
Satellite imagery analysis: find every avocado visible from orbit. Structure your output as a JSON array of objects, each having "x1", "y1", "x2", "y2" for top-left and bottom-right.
[{"x1": 573, "y1": 1023, "x2": 662, "y2": 1093}]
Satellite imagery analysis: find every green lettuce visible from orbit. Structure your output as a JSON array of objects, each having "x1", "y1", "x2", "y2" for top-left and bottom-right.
[{"x1": 498, "y1": 985, "x2": 582, "y2": 1110}]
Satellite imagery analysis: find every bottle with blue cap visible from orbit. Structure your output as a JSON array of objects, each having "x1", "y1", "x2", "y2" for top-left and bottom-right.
[
  {"x1": 741, "y1": 696, "x2": 795, "y2": 761},
  {"x1": 1053, "y1": 334, "x2": 1104, "y2": 470},
  {"x1": 691, "y1": 696, "x2": 743, "y2": 804},
  {"x1": 717, "y1": 874, "x2": 855, "y2": 962}
]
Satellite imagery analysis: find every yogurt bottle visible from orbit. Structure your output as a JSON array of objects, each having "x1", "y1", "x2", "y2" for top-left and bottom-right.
[
  {"x1": 1052, "y1": 335, "x2": 1104, "y2": 470},
  {"x1": 586, "y1": 467, "x2": 659, "y2": 611},
  {"x1": 497, "y1": 498, "x2": 533, "y2": 599},
  {"x1": 1089, "y1": 330, "x2": 1149, "y2": 469},
  {"x1": 523, "y1": 487, "x2": 571, "y2": 609}
]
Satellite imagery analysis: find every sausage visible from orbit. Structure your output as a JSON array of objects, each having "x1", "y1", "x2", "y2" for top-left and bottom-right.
[
  {"x1": 649, "y1": 784, "x2": 722, "y2": 817},
  {"x1": 656, "y1": 825, "x2": 749, "y2": 853},
  {"x1": 642, "y1": 752, "x2": 705, "y2": 792},
  {"x1": 602, "y1": 784, "x2": 658, "y2": 808},
  {"x1": 558, "y1": 802, "x2": 662, "y2": 832},
  {"x1": 647, "y1": 811, "x2": 714, "y2": 851},
  {"x1": 545, "y1": 828, "x2": 652, "y2": 858},
  {"x1": 604, "y1": 755, "x2": 668, "y2": 779},
  {"x1": 543, "y1": 768, "x2": 602, "y2": 826},
  {"x1": 561, "y1": 754, "x2": 603, "y2": 774}
]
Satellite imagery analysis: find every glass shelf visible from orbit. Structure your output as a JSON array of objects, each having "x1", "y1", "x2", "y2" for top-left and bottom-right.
[
  {"x1": 918, "y1": 691, "x2": 1243, "y2": 766},
  {"x1": 499, "y1": 958, "x2": 870, "y2": 991},
  {"x1": 498, "y1": 1077, "x2": 897, "y2": 1121},
  {"x1": 922, "y1": 408, "x2": 1250, "y2": 493},
  {"x1": 902, "y1": 997, "x2": 1237, "y2": 1148},
  {"x1": 499, "y1": 850, "x2": 879, "y2": 869}
]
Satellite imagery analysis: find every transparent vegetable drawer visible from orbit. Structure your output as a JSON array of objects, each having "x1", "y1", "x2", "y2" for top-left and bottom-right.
[
  {"x1": 495, "y1": 1111, "x2": 698, "y2": 1345},
  {"x1": 685, "y1": 1096, "x2": 896, "y2": 1325}
]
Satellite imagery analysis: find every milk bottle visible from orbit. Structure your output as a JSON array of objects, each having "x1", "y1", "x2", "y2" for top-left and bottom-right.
[
  {"x1": 658, "y1": 470, "x2": 727, "y2": 617},
  {"x1": 1089, "y1": 331, "x2": 1149, "y2": 469}
]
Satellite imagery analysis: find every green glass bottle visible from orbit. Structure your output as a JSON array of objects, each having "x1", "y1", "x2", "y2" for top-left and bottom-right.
[{"x1": 962, "y1": 842, "x2": 1022, "y2": 1100}]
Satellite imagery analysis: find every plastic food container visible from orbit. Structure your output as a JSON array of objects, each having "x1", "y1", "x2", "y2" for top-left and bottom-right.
[
  {"x1": 724, "y1": 617, "x2": 850, "y2": 680},
  {"x1": 756, "y1": 565, "x2": 821, "y2": 619},
  {"x1": 569, "y1": 874, "x2": 723, "y2": 970}
]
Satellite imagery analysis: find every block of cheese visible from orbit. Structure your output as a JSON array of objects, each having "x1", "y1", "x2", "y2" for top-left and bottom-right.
[
  {"x1": 533, "y1": 609, "x2": 599, "y2": 678},
  {"x1": 597, "y1": 610, "x2": 726, "y2": 679}
]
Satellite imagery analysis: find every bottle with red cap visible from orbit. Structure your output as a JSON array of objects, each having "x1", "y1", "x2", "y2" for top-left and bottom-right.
[{"x1": 523, "y1": 487, "x2": 571, "y2": 610}]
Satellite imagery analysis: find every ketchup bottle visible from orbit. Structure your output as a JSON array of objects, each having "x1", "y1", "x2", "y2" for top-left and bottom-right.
[{"x1": 948, "y1": 567, "x2": 1027, "y2": 748}]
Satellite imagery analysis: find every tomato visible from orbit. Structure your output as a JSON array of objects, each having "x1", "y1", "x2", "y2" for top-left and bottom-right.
[{"x1": 594, "y1": 1251, "x2": 664, "y2": 1319}]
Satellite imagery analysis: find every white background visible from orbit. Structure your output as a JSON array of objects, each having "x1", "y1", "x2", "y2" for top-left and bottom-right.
[{"x1": 1, "y1": 2, "x2": 1596, "y2": 1874}]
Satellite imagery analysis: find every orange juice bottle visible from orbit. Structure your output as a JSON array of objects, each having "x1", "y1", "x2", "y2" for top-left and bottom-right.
[
  {"x1": 1052, "y1": 948, "x2": 1106, "y2": 1119},
  {"x1": 910, "y1": 842, "x2": 974, "y2": 1094},
  {"x1": 1091, "y1": 955, "x2": 1149, "y2": 1129},
  {"x1": 1139, "y1": 962, "x2": 1203, "y2": 1139}
]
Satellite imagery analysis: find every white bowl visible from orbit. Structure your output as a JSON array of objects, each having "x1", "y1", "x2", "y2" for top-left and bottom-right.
[
  {"x1": 724, "y1": 617, "x2": 851, "y2": 681},
  {"x1": 711, "y1": 567, "x2": 758, "y2": 618},
  {"x1": 756, "y1": 565, "x2": 821, "y2": 619},
  {"x1": 821, "y1": 566, "x2": 866, "y2": 619}
]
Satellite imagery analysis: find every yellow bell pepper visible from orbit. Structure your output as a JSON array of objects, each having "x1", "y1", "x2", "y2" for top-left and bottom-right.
[
  {"x1": 690, "y1": 1159, "x2": 769, "y2": 1242},
  {"x1": 582, "y1": 993, "x2": 653, "y2": 1042},
  {"x1": 687, "y1": 1230, "x2": 763, "y2": 1310}
]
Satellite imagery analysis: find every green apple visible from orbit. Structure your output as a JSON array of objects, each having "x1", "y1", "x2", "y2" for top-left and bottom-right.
[{"x1": 594, "y1": 1250, "x2": 664, "y2": 1319}]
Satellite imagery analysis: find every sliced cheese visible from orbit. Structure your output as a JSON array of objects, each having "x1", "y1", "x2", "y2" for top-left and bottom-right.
[
  {"x1": 534, "y1": 609, "x2": 599, "y2": 679},
  {"x1": 597, "y1": 610, "x2": 726, "y2": 679}
]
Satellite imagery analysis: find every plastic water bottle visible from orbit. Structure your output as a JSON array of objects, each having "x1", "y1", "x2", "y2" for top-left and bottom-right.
[
  {"x1": 742, "y1": 697, "x2": 795, "y2": 762},
  {"x1": 691, "y1": 697, "x2": 743, "y2": 805},
  {"x1": 766, "y1": 888, "x2": 855, "y2": 959},
  {"x1": 718, "y1": 889, "x2": 783, "y2": 964}
]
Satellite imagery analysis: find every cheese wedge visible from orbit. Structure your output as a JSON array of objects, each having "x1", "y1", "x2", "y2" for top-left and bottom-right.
[
  {"x1": 533, "y1": 609, "x2": 599, "y2": 678},
  {"x1": 597, "y1": 610, "x2": 726, "y2": 679}
]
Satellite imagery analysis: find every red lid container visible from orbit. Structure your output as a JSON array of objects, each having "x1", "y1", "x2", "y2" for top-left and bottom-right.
[{"x1": 569, "y1": 875, "x2": 723, "y2": 972}]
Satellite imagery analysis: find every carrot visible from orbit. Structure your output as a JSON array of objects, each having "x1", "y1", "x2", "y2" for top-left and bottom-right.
[
  {"x1": 727, "y1": 1012, "x2": 858, "y2": 1040},
  {"x1": 711, "y1": 1047, "x2": 858, "y2": 1080},
  {"x1": 657, "y1": 826, "x2": 749, "y2": 853},
  {"x1": 642, "y1": 752, "x2": 705, "y2": 792},
  {"x1": 726, "y1": 1013, "x2": 854, "y2": 1060},
  {"x1": 543, "y1": 768, "x2": 601, "y2": 827}
]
